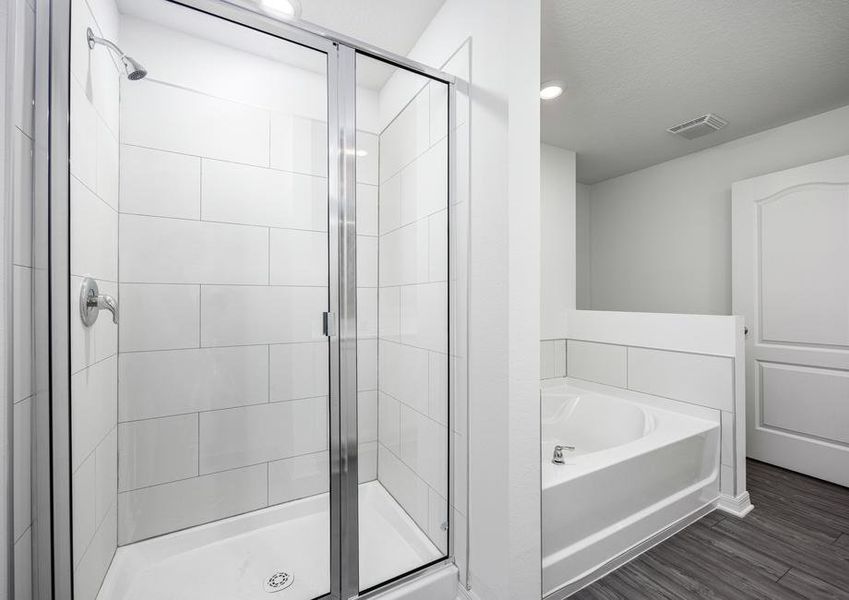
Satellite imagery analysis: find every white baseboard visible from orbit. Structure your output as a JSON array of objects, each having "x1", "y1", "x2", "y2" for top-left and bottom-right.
[{"x1": 717, "y1": 491, "x2": 754, "y2": 517}]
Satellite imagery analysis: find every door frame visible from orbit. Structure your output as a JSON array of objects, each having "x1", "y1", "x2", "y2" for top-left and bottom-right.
[{"x1": 38, "y1": 1, "x2": 457, "y2": 599}]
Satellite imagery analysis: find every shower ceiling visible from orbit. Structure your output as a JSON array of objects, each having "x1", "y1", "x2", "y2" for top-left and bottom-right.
[
  {"x1": 116, "y1": 0, "x2": 447, "y2": 89},
  {"x1": 542, "y1": 0, "x2": 849, "y2": 184}
]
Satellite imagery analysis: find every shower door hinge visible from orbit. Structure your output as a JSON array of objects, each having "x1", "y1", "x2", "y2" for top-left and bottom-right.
[{"x1": 323, "y1": 312, "x2": 337, "y2": 337}]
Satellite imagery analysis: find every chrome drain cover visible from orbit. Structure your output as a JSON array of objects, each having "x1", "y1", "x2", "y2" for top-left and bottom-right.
[{"x1": 264, "y1": 571, "x2": 294, "y2": 593}]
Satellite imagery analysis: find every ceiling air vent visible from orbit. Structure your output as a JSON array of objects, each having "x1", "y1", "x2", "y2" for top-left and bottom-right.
[{"x1": 667, "y1": 113, "x2": 728, "y2": 140}]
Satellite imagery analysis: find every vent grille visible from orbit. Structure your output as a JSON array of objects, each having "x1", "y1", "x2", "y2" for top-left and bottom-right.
[{"x1": 667, "y1": 113, "x2": 728, "y2": 140}]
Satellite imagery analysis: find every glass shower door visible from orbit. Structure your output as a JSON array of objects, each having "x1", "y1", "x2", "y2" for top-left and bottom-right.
[
  {"x1": 67, "y1": 1, "x2": 333, "y2": 598},
  {"x1": 355, "y1": 52, "x2": 451, "y2": 593}
]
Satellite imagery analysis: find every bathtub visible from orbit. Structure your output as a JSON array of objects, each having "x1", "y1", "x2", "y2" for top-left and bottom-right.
[{"x1": 542, "y1": 378, "x2": 720, "y2": 598}]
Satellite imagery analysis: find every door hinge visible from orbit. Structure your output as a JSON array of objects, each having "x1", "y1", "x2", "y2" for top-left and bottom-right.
[{"x1": 323, "y1": 312, "x2": 337, "y2": 337}]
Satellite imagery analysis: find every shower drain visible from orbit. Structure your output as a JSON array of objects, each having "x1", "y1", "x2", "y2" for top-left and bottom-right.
[{"x1": 264, "y1": 571, "x2": 295, "y2": 593}]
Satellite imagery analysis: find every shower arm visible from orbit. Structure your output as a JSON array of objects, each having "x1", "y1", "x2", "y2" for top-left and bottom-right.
[{"x1": 86, "y1": 27, "x2": 129, "y2": 60}]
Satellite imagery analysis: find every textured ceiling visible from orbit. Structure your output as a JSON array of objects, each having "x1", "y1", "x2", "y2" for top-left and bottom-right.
[{"x1": 541, "y1": 0, "x2": 849, "y2": 184}]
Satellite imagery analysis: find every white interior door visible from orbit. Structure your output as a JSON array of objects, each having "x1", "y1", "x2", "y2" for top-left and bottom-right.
[{"x1": 733, "y1": 154, "x2": 849, "y2": 487}]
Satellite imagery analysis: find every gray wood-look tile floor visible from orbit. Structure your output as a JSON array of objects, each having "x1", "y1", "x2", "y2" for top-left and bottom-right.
[{"x1": 572, "y1": 459, "x2": 849, "y2": 600}]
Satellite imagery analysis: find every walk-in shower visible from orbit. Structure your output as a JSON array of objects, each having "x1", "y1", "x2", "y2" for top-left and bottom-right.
[{"x1": 35, "y1": 1, "x2": 464, "y2": 599}]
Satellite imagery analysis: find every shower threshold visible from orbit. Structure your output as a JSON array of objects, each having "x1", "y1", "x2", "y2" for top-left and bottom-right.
[{"x1": 97, "y1": 480, "x2": 442, "y2": 600}]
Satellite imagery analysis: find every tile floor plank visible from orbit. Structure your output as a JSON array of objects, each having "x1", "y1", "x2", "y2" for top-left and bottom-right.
[
  {"x1": 574, "y1": 460, "x2": 849, "y2": 599},
  {"x1": 675, "y1": 521, "x2": 791, "y2": 580},
  {"x1": 658, "y1": 534, "x2": 807, "y2": 600},
  {"x1": 777, "y1": 568, "x2": 849, "y2": 600}
]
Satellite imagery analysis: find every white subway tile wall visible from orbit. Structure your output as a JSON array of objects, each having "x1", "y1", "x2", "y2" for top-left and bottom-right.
[
  {"x1": 69, "y1": 0, "x2": 122, "y2": 596},
  {"x1": 114, "y1": 20, "x2": 380, "y2": 544},
  {"x1": 376, "y1": 80, "x2": 450, "y2": 553}
]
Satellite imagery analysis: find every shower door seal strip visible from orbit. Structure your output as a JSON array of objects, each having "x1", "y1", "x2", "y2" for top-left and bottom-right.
[
  {"x1": 46, "y1": 0, "x2": 74, "y2": 598},
  {"x1": 326, "y1": 38, "x2": 344, "y2": 600}
]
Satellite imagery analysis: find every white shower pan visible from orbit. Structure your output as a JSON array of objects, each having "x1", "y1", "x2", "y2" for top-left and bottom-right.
[{"x1": 97, "y1": 481, "x2": 442, "y2": 600}]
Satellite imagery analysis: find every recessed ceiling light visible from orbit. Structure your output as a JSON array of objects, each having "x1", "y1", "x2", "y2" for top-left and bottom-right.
[
  {"x1": 260, "y1": 0, "x2": 302, "y2": 18},
  {"x1": 540, "y1": 80, "x2": 565, "y2": 101}
]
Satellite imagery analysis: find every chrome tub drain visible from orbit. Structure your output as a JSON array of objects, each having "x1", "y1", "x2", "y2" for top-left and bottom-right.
[{"x1": 264, "y1": 571, "x2": 294, "y2": 593}]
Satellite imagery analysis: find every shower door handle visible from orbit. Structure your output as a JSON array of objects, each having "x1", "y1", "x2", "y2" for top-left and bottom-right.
[
  {"x1": 323, "y1": 311, "x2": 337, "y2": 337},
  {"x1": 80, "y1": 277, "x2": 119, "y2": 326}
]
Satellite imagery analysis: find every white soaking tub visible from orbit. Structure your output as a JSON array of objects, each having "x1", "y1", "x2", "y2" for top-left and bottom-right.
[{"x1": 542, "y1": 378, "x2": 720, "y2": 598}]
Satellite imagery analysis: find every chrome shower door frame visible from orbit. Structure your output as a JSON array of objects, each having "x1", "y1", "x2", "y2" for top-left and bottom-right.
[{"x1": 42, "y1": 1, "x2": 457, "y2": 599}]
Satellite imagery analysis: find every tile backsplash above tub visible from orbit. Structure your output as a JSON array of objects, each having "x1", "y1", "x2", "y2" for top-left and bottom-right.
[{"x1": 540, "y1": 339, "x2": 566, "y2": 379}]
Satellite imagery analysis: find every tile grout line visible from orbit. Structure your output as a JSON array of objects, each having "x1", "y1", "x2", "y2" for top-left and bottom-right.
[
  {"x1": 198, "y1": 156, "x2": 203, "y2": 220},
  {"x1": 120, "y1": 340, "x2": 334, "y2": 356},
  {"x1": 119, "y1": 448, "x2": 332, "y2": 495},
  {"x1": 196, "y1": 412, "x2": 200, "y2": 476},
  {"x1": 118, "y1": 393, "x2": 336, "y2": 425},
  {"x1": 197, "y1": 284, "x2": 202, "y2": 348},
  {"x1": 774, "y1": 566, "x2": 793, "y2": 584},
  {"x1": 119, "y1": 140, "x2": 380, "y2": 181}
]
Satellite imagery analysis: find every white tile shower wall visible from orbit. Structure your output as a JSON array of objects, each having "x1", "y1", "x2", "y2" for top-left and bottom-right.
[
  {"x1": 377, "y1": 81, "x2": 450, "y2": 552},
  {"x1": 69, "y1": 0, "x2": 121, "y2": 597},
  {"x1": 115, "y1": 19, "x2": 379, "y2": 544}
]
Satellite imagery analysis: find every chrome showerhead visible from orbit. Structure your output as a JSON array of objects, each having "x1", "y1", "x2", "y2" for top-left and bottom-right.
[
  {"x1": 87, "y1": 27, "x2": 148, "y2": 81},
  {"x1": 122, "y1": 55, "x2": 148, "y2": 81}
]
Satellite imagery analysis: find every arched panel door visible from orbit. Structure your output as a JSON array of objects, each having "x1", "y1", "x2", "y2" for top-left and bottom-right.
[{"x1": 733, "y1": 154, "x2": 849, "y2": 486}]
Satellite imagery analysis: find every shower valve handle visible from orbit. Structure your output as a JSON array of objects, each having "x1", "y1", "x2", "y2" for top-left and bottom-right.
[
  {"x1": 552, "y1": 444, "x2": 575, "y2": 465},
  {"x1": 80, "y1": 277, "x2": 119, "y2": 327}
]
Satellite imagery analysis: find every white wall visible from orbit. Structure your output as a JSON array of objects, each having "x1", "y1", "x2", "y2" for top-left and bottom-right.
[
  {"x1": 575, "y1": 183, "x2": 590, "y2": 309},
  {"x1": 540, "y1": 144, "x2": 575, "y2": 340},
  {"x1": 115, "y1": 15, "x2": 379, "y2": 544},
  {"x1": 383, "y1": 0, "x2": 542, "y2": 598},
  {"x1": 581, "y1": 104, "x2": 849, "y2": 315}
]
